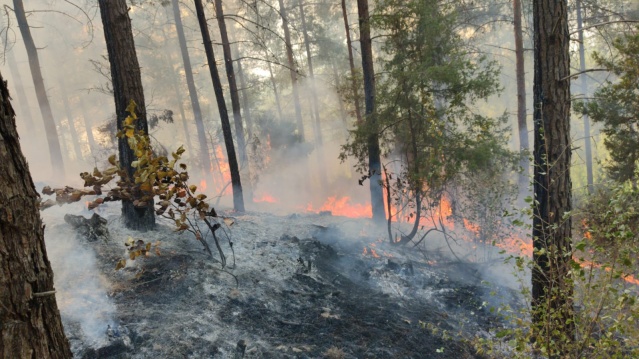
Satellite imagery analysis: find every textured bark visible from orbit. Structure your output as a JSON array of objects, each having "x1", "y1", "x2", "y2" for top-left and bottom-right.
[
  {"x1": 342, "y1": 0, "x2": 363, "y2": 124},
  {"x1": 278, "y1": 0, "x2": 305, "y2": 141},
  {"x1": 576, "y1": 0, "x2": 594, "y2": 194},
  {"x1": 357, "y1": 0, "x2": 386, "y2": 222},
  {"x1": 194, "y1": 0, "x2": 245, "y2": 212},
  {"x1": 99, "y1": 0, "x2": 155, "y2": 231},
  {"x1": 13, "y1": 0, "x2": 65, "y2": 178},
  {"x1": 172, "y1": 0, "x2": 212, "y2": 174},
  {"x1": 513, "y1": 0, "x2": 530, "y2": 194},
  {"x1": 532, "y1": 0, "x2": 574, "y2": 349},
  {"x1": 0, "y1": 70, "x2": 72, "y2": 359},
  {"x1": 214, "y1": 0, "x2": 253, "y2": 202}
]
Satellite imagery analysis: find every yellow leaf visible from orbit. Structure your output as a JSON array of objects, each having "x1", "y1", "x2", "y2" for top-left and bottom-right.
[
  {"x1": 189, "y1": 185, "x2": 197, "y2": 193},
  {"x1": 115, "y1": 260, "x2": 127, "y2": 270},
  {"x1": 126, "y1": 128, "x2": 135, "y2": 138},
  {"x1": 124, "y1": 115, "x2": 134, "y2": 126},
  {"x1": 126, "y1": 100, "x2": 137, "y2": 115},
  {"x1": 108, "y1": 154, "x2": 117, "y2": 165}
]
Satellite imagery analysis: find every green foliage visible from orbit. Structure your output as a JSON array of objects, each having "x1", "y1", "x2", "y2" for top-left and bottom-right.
[
  {"x1": 43, "y1": 101, "x2": 233, "y2": 268},
  {"x1": 575, "y1": 28, "x2": 639, "y2": 182},
  {"x1": 476, "y1": 177, "x2": 639, "y2": 358},
  {"x1": 341, "y1": 0, "x2": 516, "y2": 243}
]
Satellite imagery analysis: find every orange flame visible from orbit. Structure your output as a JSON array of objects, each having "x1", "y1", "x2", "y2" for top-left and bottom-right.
[
  {"x1": 306, "y1": 196, "x2": 372, "y2": 218},
  {"x1": 254, "y1": 193, "x2": 278, "y2": 203}
]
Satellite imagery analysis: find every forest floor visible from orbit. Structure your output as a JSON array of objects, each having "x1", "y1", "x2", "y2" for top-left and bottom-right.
[{"x1": 42, "y1": 201, "x2": 523, "y2": 359}]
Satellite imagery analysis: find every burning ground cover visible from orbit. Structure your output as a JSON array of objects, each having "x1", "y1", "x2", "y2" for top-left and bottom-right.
[{"x1": 42, "y1": 203, "x2": 521, "y2": 358}]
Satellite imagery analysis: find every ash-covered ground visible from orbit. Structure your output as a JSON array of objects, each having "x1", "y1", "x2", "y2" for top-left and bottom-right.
[{"x1": 42, "y1": 202, "x2": 523, "y2": 359}]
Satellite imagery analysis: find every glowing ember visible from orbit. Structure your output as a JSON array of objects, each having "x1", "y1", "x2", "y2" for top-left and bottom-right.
[
  {"x1": 200, "y1": 179, "x2": 207, "y2": 191},
  {"x1": 463, "y1": 218, "x2": 480, "y2": 235}
]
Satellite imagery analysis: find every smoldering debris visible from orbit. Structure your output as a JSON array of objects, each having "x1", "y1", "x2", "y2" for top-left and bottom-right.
[{"x1": 47, "y1": 208, "x2": 520, "y2": 358}]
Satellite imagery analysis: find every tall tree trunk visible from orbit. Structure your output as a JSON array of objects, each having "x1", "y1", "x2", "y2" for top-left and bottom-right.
[
  {"x1": 214, "y1": 0, "x2": 253, "y2": 202},
  {"x1": 4, "y1": 49, "x2": 36, "y2": 131},
  {"x1": 98, "y1": 0, "x2": 155, "y2": 231},
  {"x1": 342, "y1": 0, "x2": 363, "y2": 124},
  {"x1": 331, "y1": 60, "x2": 349, "y2": 127},
  {"x1": 532, "y1": 0, "x2": 574, "y2": 353},
  {"x1": 79, "y1": 99, "x2": 97, "y2": 158},
  {"x1": 577, "y1": 0, "x2": 594, "y2": 194},
  {"x1": 13, "y1": 0, "x2": 65, "y2": 178},
  {"x1": 171, "y1": 0, "x2": 212, "y2": 175},
  {"x1": 298, "y1": 0, "x2": 328, "y2": 189},
  {"x1": 357, "y1": 0, "x2": 386, "y2": 222},
  {"x1": 278, "y1": 0, "x2": 305, "y2": 140},
  {"x1": 513, "y1": 0, "x2": 530, "y2": 195},
  {"x1": 0, "y1": 70, "x2": 72, "y2": 359},
  {"x1": 57, "y1": 77, "x2": 84, "y2": 162},
  {"x1": 267, "y1": 59, "x2": 284, "y2": 120},
  {"x1": 235, "y1": 48, "x2": 254, "y2": 140},
  {"x1": 168, "y1": 67, "x2": 195, "y2": 158},
  {"x1": 194, "y1": 0, "x2": 245, "y2": 212}
]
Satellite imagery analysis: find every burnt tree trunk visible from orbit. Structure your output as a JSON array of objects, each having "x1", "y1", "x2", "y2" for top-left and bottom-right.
[
  {"x1": 13, "y1": 0, "x2": 65, "y2": 178},
  {"x1": 532, "y1": 0, "x2": 574, "y2": 353},
  {"x1": 357, "y1": 0, "x2": 386, "y2": 222},
  {"x1": 172, "y1": 0, "x2": 212, "y2": 175},
  {"x1": 576, "y1": 0, "x2": 594, "y2": 194},
  {"x1": 0, "y1": 70, "x2": 72, "y2": 359},
  {"x1": 513, "y1": 0, "x2": 530, "y2": 195},
  {"x1": 235, "y1": 48, "x2": 254, "y2": 140},
  {"x1": 278, "y1": 0, "x2": 305, "y2": 140},
  {"x1": 4, "y1": 47, "x2": 36, "y2": 131},
  {"x1": 194, "y1": 0, "x2": 245, "y2": 212},
  {"x1": 98, "y1": 0, "x2": 155, "y2": 231},
  {"x1": 214, "y1": 0, "x2": 253, "y2": 202},
  {"x1": 342, "y1": 0, "x2": 363, "y2": 124}
]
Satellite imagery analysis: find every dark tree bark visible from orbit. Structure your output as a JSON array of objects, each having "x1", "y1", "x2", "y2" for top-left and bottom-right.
[
  {"x1": 576, "y1": 0, "x2": 594, "y2": 194},
  {"x1": 171, "y1": 0, "x2": 212, "y2": 175},
  {"x1": 278, "y1": 0, "x2": 305, "y2": 140},
  {"x1": 342, "y1": 0, "x2": 363, "y2": 124},
  {"x1": 357, "y1": 0, "x2": 386, "y2": 222},
  {"x1": 214, "y1": 0, "x2": 253, "y2": 202},
  {"x1": 532, "y1": 0, "x2": 574, "y2": 352},
  {"x1": 13, "y1": 0, "x2": 65, "y2": 178},
  {"x1": 194, "y1": 0, "x2": 245, "y2": 212},
  {"x1": 0, "y1": 70, "x2": 72, "y2": 359},
  {"x1": 513, "y1": 0, "x2": 530, "y2": 194},
  {"x1": 98, "y1": 0, "x2": 155, "y2": 231}
]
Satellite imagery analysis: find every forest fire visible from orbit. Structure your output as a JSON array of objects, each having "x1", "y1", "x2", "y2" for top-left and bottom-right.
[
  {"x1": 306, "y1": 196, "x2": 372, "y2": 218},
  {"x1": 253, "y1": 193, "x2": 277, "y2": 203}
]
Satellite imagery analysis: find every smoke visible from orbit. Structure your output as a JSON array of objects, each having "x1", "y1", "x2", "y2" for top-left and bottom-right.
[{"x1": 40, "y1": 200, "x2": 116, "y2": 347}]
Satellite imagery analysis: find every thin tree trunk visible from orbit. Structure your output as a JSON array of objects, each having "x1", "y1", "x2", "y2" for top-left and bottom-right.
[
  {"x1": 13, "y1": 0, "x2": 65, "y2": 178},
  {"x1": 267, "y1": 59, "x2": 284, "y2": 120},
  {"x1": 79, "y1": 99, "x2": 97, "y2": 158},
  {"x1": 298, "y1": 0, "x2": 328, "y2": 189},
  {"x1": 278, "y1": 0, "x2": 305, "y2": 140},
  {"x1": 513, "y1": 0, "x2": 530, "y2": 195},
  {"x1": 58, "y1": 77, "x2": 84, "y2": 161},
  {"x1": 214, "y1": 0, "x2": 253, "y2": 202},
  {"x1": 577, "y1": 0, "x2": 594, "y2": 194},
  {"x1": 235, "y1": 49, "x2": 254, "y2": 140},
  {"x1": 0, "y1": 70, "x2": 73, "y2": 359},
  {"x1": 342, "y1": 0, "x2": 363, "y2": 124},
  {"x1": 194, "y1": 0, "x2": 245, "y2": 212},
  {"x1": 332, "y1": 60, "x2": 349, "y2": 127},
  {"x1": 164, "y1": 49, "x2": 195, "y2": 157},
  {"x1": 532, "y1": 0, "x2": 574, "y2": 353},
  {"x1": 98, "y1": 0, "x2": 155, "y2": 231},
  {"x1": 357, "y1": 0, "x2": 386, "y2": 222},
  {"x1": 5, "y1": 49, "x2": 36, "y2": 131},
  {"x1": 171, "y1": 0, "x2": 212, "y2": 175}
]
